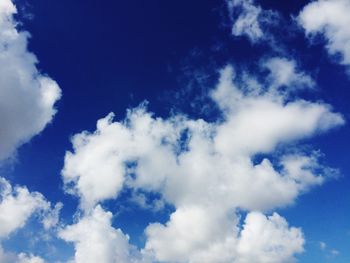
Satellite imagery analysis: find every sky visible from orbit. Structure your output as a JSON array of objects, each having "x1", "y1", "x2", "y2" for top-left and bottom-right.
[{"x1": 0, "y1": 0, "x2": 350, "y2": 262}]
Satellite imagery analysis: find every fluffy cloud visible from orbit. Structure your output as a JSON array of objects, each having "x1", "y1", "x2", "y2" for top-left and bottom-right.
[
  {"x1": 0, "y1": 177, "x2": 51, "y2": 238},
  {"x1": 145, "y1": 205, "x2": 238, "y2": 262},
  {"x1": 0, "y1": 0, "x2": 343, "y2": 261},
  {"x1": 59, "y1": 205, "x2": 144, "y2": 263},
  {"x1": 298, "y1": 0, "x2": 350, "y2": 70},
  {"x1": 63, "y1": 63, "x2": 342, "y2": 211},
  {"x1": 17, "y1": 254, "x2": 45, "y2": 263},
  {"x1": 226, "y1": 0, "x2": 278, "y2": 44},
  {"x1": 235, "y1": 212, "x2": 304, "y2": 263},
  {"x1": 61, "y1": 58, "x2": 343, "y2": 262},
  {"x1": 145, "y1": 209, "x2": 303, "y2": 263},
  {"x1": 61, "y1": 107, "x2": 184, "y2": 210},
  {"x1": 0, "y1": 1, "x2": 63, "y2": 261},
  {"x1": 263, "y1": 57, "x2": 315, "y2": 91},
  {"x1": 0, "y1": 247, "x2": 45, "y2": 263},
  {"x1": 0, "y1": 0, "x2": 61, "y2": 160},
  {"x1": 0, "y1": 176, "x2": 61, "y2": 262}
]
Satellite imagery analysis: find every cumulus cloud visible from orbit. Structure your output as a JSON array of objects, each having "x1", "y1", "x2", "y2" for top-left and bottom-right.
[
  {"x1": 235, "y1": 212, "x2": 304, "y2": 263},
  {"x1": 298, "y1": 0, "x2": 350, "y2": 71},
  {"x1": 145, "y1": 205, "x2": 238, "y2": 262},
  {"x1": 0, "y1": 1, "x2": 63, "y2": 261},
  {"x1": 0, "y1": 247, "x2": 45, "y2": 263},
  {"x1": 0, "y1": 177, "x2": 51, "y2": 238},
  {"x1": 0, "y1": 0, "x2": 342, "y2": 261},
  {"x1": 61, "y1": 106, "x2": 184, "y2": 210},
  {"x1": 0, "y1": 0, "x2": 61, "y2": 161},
  {"x1": 63, "y1": 63, "x2": 343, "y2": 211},
  {"x1": 59, "y1": 205, "x2": 145, "y2": 263},
  {"x1": 145, "y1": 210, "x2": 303, "y2": 263},
  {"x1": 0, "y1": 177, "x2": 61, "y2": 262},
  {"x1": 61, "y1": 58, "x2": 343, "y2": 262},
  {"x1": 17, "y1": 254, "x2": 45, "y2": 263}
]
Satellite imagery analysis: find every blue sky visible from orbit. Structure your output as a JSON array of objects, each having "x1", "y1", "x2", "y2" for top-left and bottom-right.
[{"x1": 1, "y1": 0, "x2": 350, "y2": 262}]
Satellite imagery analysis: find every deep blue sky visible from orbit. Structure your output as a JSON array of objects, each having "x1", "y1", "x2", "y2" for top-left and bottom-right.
[{"x1": 5, "y1": 0, "x2": 350, "y2": 262}]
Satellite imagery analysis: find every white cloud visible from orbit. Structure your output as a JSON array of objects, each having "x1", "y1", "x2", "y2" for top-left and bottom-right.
[
  {"x1": 61, "y1": 107, "x2": 184, "y2": 210},
  {"x1": 0, "y1": 177, "x2": 50, "y2": 238},
  {"x1": 298, "y1": 0, "x2": 350, "y2": 70},
  {"x1": 0, "y1": 176, "x2": 62, "y2": 263},
  {"x1": 42, "y1": 202, "x2": 63, "y2": 230},
  {"x1": 264, "y1": 57, "x2": 315, "y2": 91},
  {"x1": 145, "y1": 208, "x2": 304, "y2": 263},
  {"x1": 211, "y1": 66, "x2": 342, "y2": 159},
  {"x1": 145, "y1": 205, "x2": 238, "y2": 262},
  {"x1": 0, "y1": 247, "x2": 45, "y2": 263},
  {"x1": 0, "y1": 0, "x2": 342, "y2": 261},
  {"x1": 236, "y1": 212, "x2": 304, "y2": 263},
  {"x1": 61, "y1": 60, "x2": 343, "y2": 262},
  {"x1": 17, "y1": 254, "x2": 45, "y2": 263},
  {"x1": 63, "y1": 64, "x2": 343, "y2": 211},
  {"x1": 227, "y1": 0, "x2": 263, "y2": 42},
  {"x1": 0, "y1": 1, "x2": 62, "y2": 261},
  {"x1": 226, "y1": 0, "x2": 278, "y2": 44},
  {"x1": 59, "y1": 205, "x2": 144, "y2": 263},
  {"x1": 0, "y1": 0, "x2": 61, "y2": 161}
]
